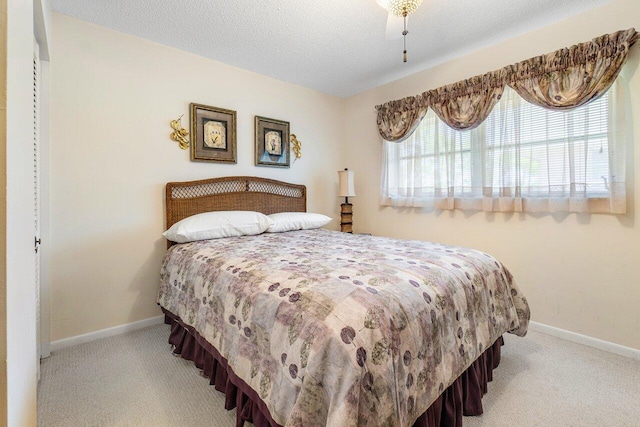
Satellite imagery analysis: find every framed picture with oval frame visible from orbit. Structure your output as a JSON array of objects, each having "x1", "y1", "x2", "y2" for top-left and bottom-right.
[
  {"x1": 190, "y1": 103, "x2": 237, "y2": 163},
  {"x1": 255, "y1": 116, "x2": 290, "y2": 168}
]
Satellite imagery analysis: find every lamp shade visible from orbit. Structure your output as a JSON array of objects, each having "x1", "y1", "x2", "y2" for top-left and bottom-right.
[
  {"x1": 338, "y1": 169, "x2": 356, "y2": 198},
  {"x1": 388, "y1": 0, "x2": 423, "y2": 16},
  {"x1": 377, "y1": 0, "x2": 423, "y2": 16}
]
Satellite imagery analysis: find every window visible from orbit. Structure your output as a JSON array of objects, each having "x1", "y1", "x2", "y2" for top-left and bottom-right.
[{"x1": 381, "y1": 82, "x2": 626, "y2": 213}]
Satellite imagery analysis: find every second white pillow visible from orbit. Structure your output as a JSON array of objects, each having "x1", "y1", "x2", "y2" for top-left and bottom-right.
[{"x1": 267, "y1": 212, "x2": 332, "y2": 233}]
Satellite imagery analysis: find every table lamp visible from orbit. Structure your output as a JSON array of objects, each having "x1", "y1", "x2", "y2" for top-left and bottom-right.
[{"x1": 338, "y1": 168, "x2": 356, "y2": 233}]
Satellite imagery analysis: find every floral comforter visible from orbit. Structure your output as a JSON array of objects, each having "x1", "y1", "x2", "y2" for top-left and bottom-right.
[{"x1": 158, "y1": 229, "x2": 529, "y2": 427}]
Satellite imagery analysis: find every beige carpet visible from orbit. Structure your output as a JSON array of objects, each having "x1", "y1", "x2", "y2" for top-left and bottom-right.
[{"x1": 38, "y1": 324, "x2": 640, "y2": 427}]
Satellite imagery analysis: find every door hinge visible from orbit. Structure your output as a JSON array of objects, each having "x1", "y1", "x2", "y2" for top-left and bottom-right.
[{"x1": 35, "y1": 237, "x2": 41, "y2": 253}]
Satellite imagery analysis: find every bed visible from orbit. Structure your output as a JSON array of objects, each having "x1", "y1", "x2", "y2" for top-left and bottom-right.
[{"x1": 158, "y1": 176, "x2": 530, "y2": 427}]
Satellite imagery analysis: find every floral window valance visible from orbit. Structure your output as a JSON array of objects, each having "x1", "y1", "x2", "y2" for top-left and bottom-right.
[{"x1": 375, "y1": 28, "x2": 639, "y2": 141}]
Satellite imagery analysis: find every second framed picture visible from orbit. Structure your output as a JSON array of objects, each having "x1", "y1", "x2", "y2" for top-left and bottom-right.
[
  {"x1": 190, "y1": 103, "x2": 237, "y2": 163},
  {"x1": 255, "y1": 116, "x2": 290, "y2": 168}
]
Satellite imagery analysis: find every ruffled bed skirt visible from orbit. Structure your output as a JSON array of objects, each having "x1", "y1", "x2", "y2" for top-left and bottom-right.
[{"x1": 163, "y1": 308, "x2": 503, "y2": 427}]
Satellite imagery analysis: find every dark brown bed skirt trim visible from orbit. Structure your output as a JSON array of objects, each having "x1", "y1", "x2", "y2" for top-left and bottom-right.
[{"x1": 162, "y1": 308, "x2": 504, "y2": 427}]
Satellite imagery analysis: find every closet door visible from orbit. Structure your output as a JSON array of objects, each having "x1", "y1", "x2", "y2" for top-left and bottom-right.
[{"x1": 33, "y1": 40, "x2": 42, "y2": 377}]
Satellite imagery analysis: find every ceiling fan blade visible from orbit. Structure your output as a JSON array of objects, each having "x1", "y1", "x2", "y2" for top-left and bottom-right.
[{"x1": 385, "y1": 13, "x2": 403, "y2": 40}]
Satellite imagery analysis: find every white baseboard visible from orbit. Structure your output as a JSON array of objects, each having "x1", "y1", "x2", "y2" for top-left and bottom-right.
[
  {"x1": 528, "y1": 321, "x2": 640, "y2": 361},
  {"x1": 50, "y1": 315, "x2": 165, "y2": 353}
]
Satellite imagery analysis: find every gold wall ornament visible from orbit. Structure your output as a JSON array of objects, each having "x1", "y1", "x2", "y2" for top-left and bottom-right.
[
  {"x1": 290, "y1": 134, "x2": 302, "y2": 159},
  {"x1": 170, "y1": 115, "x2": 190, "y2": 150}
]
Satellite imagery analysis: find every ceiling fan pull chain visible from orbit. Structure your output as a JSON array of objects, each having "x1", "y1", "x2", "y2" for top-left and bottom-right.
[
  {"x1": 382, "y1": 0, "x2": 423, "y2": 63},
  {"x1": 403, "y1": 12, "x2": 408, "y2": 62}
]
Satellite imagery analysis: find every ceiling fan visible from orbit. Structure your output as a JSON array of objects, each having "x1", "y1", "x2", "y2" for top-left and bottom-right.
[{"x1": 376, "y1": 0, "x2": 424, "y2": 62}]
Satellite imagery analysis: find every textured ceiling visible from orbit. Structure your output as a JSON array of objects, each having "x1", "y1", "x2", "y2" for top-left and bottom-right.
[{"x1": 51, "y1": 0, "x2": 612, "y2": 97}]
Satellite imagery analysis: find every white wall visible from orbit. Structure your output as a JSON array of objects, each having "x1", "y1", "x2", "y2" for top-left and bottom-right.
[
  {"x1": 0, "y1": 0, "x2": 7, "y2": 421},
  {"x1": 50, "y1": 14, "x2": 346, "y2": 341},
  {"x1": 6, "y1": 0, "x2": 37, "y2": 424},
  {"x1": 344, "y1": 0, "x2": 640, "y2": 350}
]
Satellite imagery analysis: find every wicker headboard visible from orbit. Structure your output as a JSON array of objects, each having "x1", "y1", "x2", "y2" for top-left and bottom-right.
[{"x1": 165, "y1": 176, "x2": 307, "y2": 236}]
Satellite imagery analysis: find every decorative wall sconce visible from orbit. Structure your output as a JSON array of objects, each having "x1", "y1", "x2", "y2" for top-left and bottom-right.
[
  {"x1": 338, "y1": 168, "x2": 356, "y2": 233},
  {"x1": 170, "y1": 115, "x2": 190, "y2": 150},
  {"x1": 291, "y1": 134, "x2": 302, "y2": 160}
]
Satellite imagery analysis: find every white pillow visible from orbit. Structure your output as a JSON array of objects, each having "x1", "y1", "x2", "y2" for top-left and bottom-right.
[
  {"x1": 267, "y1": 212, "x2": 332, "y2": 233},
  {"x1": 163, "y1": 211, "x2": 273, "y2": 243}
]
